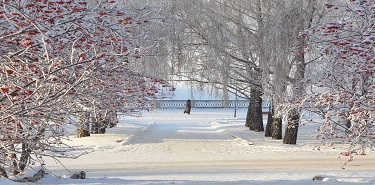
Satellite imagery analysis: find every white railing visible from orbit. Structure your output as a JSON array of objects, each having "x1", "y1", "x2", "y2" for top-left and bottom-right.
[{"x1": 155, "y1": 100, "x2": 269, "y2": 109}]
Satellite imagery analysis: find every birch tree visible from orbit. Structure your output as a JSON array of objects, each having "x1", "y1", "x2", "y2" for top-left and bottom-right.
[
  {"x1": 258, "y1": 0, "x2": 319, "y2": 143},
  {"x1": 166, "y1": 0, "x2": 266, "y2": 131}
]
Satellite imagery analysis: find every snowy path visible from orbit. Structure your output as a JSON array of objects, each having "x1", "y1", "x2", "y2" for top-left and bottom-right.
[{"x1": 40, "y1": 108, "x2": 375, "y2": 185}]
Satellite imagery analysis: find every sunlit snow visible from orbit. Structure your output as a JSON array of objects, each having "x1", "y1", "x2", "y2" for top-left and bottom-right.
[{"x1": 5, "y1": 108, "x2": 375, "y2": 185}]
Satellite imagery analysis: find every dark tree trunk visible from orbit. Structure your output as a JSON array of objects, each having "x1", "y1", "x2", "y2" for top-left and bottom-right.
[
  {"x1": 109, "y1": 111, "x2": 118, "y2": 128},
  {"x1": 245, "y1": 88, "x2": 264, "y2": 132},
  {"x1": 283, "y1": 109, "x2": 300, "y2": 144},
  {"x1": 92, "y1": 120, "x2": 107, "y2": 134},
  {"x1": 98, "y1": 119, "x2": 107, "y2": 134},
  {"x1": 19, "y1": 143, "x2": 31, "y2": 171},
  {"x1": 10, "y1": 153, "x2": 18, "y2": 175},
  {"x1": 77, "y1": 128, "x2": 90, "y2": 138},
  {"x1": 92, "y1": 114, "x2": 108, "y2": 134},
  {"x1": 91, "y1": 121, "x2": 99, "y2": 134},
  {"x1": 271, "y1": 116, "x2": 282, "y2": 139},
  {"x1": 0, "y1": 167, "x2": 7, "y2": 178},
  {"x1": 265, "y1": 105, "x2": 274, "y2": 137}
]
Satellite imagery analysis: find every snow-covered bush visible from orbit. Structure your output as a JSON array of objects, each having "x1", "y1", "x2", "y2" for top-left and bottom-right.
[
  {"x1": 0, "y1": 0, "x2": 171, "y2": 179},
  {"x1": 300, "y1": 0, "x2": 375, "y2": 160}
]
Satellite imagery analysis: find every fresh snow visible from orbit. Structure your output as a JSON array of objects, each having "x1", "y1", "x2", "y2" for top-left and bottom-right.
[{"x1": 6, "y1": 108, "x2": 375, "y2": 185}]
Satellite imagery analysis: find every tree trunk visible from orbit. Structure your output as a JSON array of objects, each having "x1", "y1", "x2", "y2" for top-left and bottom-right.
[
  {"x1": 91, "y1": 121, "x2": 99, "y2": 134},
  {"x1": 109, "y1": 111, "x2": 118, "y2": 128},
  {"x1": 0, "y1": 167, "x2": 7, "y2": 178},
  {"x1": 245, "y1": 102, "x2": 251, "y2": 127},
  {"x1": 98, "y1": 118, "x2": 107, "y2": 134},
  {"x1": 91, "y1": 114, "x2": 103, "y2": 134},
  {"x1": 19, "y1": 143, "x2": 30, "y2": 171},
  {"x1": 77, "y1": 112, "x2": 91, "y2": 138},
  {"x1": 283, "y1": 109, "x2": 300, "y2": 144},
  {"x1": 281, "y1": 1, "x2": 315, "y2": 144},
  {"x1": 77, "y1": 128, "x2": 90, "y2": 138},
  {"x1": 246, "y1": 88, "x2": 264, "y2": 132},
  {"x1": 265, "y1": 104, "x2": 274, "y2": 137},
  {"x1": 10, "y1": 153, "x2": 18, "y2": 175},
  {"x1": 271, "y1": 116, "x2": 282, "y2": 139}
]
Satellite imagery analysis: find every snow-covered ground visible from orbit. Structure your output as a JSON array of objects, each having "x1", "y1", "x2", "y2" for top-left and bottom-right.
[{"x1": 4, "y1": 108, "x2": 375, "y2": 185}]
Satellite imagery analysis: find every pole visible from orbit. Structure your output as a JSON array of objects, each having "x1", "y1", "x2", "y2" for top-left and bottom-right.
[{"x1": 234, "y1": 88, "x2": 238, "y2": 118}]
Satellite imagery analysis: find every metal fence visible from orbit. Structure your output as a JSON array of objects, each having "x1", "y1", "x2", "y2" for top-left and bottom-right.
[{"x1": 155, "y1": 100, "x2": 270, "y2": 109}]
